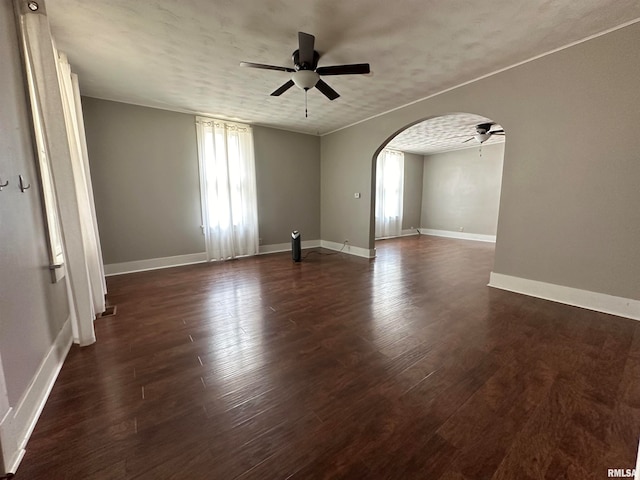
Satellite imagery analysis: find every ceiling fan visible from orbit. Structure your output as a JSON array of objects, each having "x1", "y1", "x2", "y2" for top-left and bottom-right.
[
  {"x1": 463, "y1": 122, "x2": 505, "y2": 144},
  {"x1": 240, "y1": 32, "x2": 370, "y2": 115}
]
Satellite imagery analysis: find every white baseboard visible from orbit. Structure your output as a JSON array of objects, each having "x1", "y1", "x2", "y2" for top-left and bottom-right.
[
  {"x1": 104, "y1": 243, "x2": 328, "y2": 275},
  {"x1": 419, "y1": 228, "x2": 496, "y2": 243},
  {"x1": 105, "y1": 238, "x2": 377, "y2": 275},
  {"x1": 104, "y1": 252, "x2": 208, "y2": 276},
  {"x1": 376, "y1": 229, "x2": 419, "y2": 240},
  {"x1": 635, "y1": 439, "x2": 639, "y2": 480},
  {"x1": 320, "y1": 240, "x2": 376, "y2": 259},
  {"x1": 489, "y1": 272, "x2": 640, "y2": 321},
  {"x1": 0, "y1": 317, "x2": 72, "y2": 474},
  {"x1": 258, "y1": 240, "x2": 321, "y2": 255},
  {"x1": 633, "y1": 442, "x2": 640, "y2": 480}
]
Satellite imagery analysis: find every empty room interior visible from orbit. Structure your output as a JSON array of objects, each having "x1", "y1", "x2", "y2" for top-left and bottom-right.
[{"x1": 1, "y1": 0, "x2": 640, "y2": 478}]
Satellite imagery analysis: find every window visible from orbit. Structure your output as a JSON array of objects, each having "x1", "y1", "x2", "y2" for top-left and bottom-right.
[
  {"x1": 375, "y1": 149, "x2": 405, "y2": 239},
  {"x1": 196, "y1": 118, "x2": 259, "y2": 261}
]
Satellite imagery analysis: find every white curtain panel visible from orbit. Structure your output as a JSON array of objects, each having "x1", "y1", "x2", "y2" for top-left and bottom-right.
[
  {"x1": 55, "y1": 51, "x2": 107, "y2": 316},
  {"x1": 196, "y1": 118, "x2": 259, "y2": 261},
  {"x1": 17, "y1": 2, "x2": 104, "y2": 345},
  {"x1": 375, "y1": 149, "x2": 405, "y2": 239}
]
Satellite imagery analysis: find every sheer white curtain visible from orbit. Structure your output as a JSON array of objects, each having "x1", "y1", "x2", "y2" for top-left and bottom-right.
[
  {"x1": 17, "y1": 1, "x2": 105, "y2": 345},
  {"x1": 55, "y1": 50, "x2": 107, "y2": 317},
  {"x1": 375, "y1": 148, "x2": 405, "y2": 239},
  {"x1": 196, "y1": 117, "x2": 259, "y2": 261}
]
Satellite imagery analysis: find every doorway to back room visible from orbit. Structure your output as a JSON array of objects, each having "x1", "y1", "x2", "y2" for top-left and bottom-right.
[{"x1": 373, "y1": 112, "x2": 506, "y2": 245}]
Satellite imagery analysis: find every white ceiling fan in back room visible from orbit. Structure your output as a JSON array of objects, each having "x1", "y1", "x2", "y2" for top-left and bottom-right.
[
  {"x1": 240, "y1": 32, "x2": 371, "y2": 117},
  {"x1": 461, "y1": 122, "x2": 505, "y2": 158},
  {"x1": 463, "y1": 122, "x2": 505, "y2": 144}
]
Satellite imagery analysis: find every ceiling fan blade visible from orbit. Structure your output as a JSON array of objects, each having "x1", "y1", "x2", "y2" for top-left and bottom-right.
[
  {"x1": 240, "y1": 61, "x2": 295, "y2": 73},
  {"x1": 270, "y1": 79, "x2": 295, "y2": 96},
  {"x1": 490, "y1": 132, "x2": 506, "y2": 136},
  {"x1": 316, "y1": 63, "x2": 371, "y2": 76},
  {"x1": 298, "y1": 32, "x2": 315, "y2": 66},
  {"x1": 462, "y1": 137, "x2": 474, "y2": 143},
  {"x1": 315, "y1": 79, "x2": 340, "y2": 100}
]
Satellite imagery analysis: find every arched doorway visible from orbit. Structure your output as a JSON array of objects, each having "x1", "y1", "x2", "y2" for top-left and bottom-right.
[{"x1": 372, "y1": 112, "x2": 506, "y2": 249}]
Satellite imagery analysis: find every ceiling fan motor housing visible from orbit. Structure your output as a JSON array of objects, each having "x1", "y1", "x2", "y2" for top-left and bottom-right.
[
  {"x1": 476, "y1": 122, "x2": 495, "y2": 134},
  {"x1": 292, "y1": 49, "x2": 320, "y2": 70}
]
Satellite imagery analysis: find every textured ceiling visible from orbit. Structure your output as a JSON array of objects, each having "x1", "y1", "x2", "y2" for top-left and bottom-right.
[
  {"x1": 46, "y1": 0, "x2": 640, "y2": 135},
  {"x1": 387, "y1": 113, "x2": 504, "y2": 155}
]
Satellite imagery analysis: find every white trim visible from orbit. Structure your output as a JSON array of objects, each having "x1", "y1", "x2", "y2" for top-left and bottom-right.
[
  {"x1": 0, "y1": 351, "x2": 12, "y2": 475},
  {"x1": 323, "y1": 17, "x2": 640, "y2": 136},
  {"x1": 488, "y1": 272, "x2": 640, "y2": 321},
  {"x1": 420, "y1": 228, "x2": 496, "y2": 243},
  {"x1": 104, "y1": 240, "x2": 372, "y2": 275},
  {"x1": 320, "y1": 240, "x2": 376, "y2": 259},
  {"x1": 104, "y1": 252, "x2": 208, "y2": 276},
  {"x1": 0, "y1": 405, "x2": 20, "y2": 476},
  {"x1": 85, "y1": 96, "x2": 317, "y2": 138},
  {"x1": 84, "y1": 19, "x2": 640, "y2": 138},
  {"x1": 375, "y1": 229, "x2": 419, "y2": 240},
  {"x1": 0, "y1": 317, "x2": 72, "y2": 474},
  {"x1": 375, "y1": 228, "x2": 421, "y2": 242},
  {"x1": 635, "y1": 439, "x2": 640, "y2": 480},
  {"x1": 258, "y1": 239, "x2": 321, "y2": 255}
]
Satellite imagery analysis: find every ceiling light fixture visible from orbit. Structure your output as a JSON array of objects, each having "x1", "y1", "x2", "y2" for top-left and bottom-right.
[
  {"x1": 474, "y1": 133, "x2": 492, "y2": 144},
  {"x1": 291, "y1": 70, "x2": 320, "y2": 118},
  {"x1": 292, "y1": 70, "x2": 319, "y2": 90}
]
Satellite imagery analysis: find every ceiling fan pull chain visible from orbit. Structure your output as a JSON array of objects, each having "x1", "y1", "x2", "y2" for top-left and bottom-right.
[{"x1": 305, "y1": 89, "x2": 308, "y2": 118}]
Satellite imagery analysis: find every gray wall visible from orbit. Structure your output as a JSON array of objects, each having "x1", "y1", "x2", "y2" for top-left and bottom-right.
[
  {"x1": 253, "y1": 126, "x2": 320, "y2": 244},
  {"x1": 83, "y1": 99, "x2": 322, "y2": 264},
  {"x1": 320, "y1": 22, "x2": 640, "y2": 301},
  {"x1": 401, "y1": 152, "x2": 423, "y2": 230},
  {"x1": 421, "y1": 143, "x2": 504, "y2": 235},
  {"x1": 0, "y1": 1, "x2": 69, "y2": 406},
  {"x1": 83, "y1": 98, "x2": 204, "y2": 264}
]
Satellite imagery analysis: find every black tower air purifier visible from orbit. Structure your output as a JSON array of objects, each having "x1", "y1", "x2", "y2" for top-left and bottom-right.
[{"x1": 291, "y1": 230, "x2": 301, "y2": 262}]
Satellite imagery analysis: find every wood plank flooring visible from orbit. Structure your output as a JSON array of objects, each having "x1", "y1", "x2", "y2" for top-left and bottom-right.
[{"x1": 15, "y1": 236, "x2": 640, "y2": 479}]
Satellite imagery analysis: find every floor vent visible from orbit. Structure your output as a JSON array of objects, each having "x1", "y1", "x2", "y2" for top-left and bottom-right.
[{"x1": 98, "y1": 305, "x2": 117, "y2": 318}]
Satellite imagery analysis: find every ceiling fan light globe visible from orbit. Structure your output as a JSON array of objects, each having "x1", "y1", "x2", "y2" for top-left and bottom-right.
[
  {"x1": 475, "y1": 133, "x2": 492, "y2": 144},
  {"x1": 292, "y1": 70, "x2": 320, "y2": 90}
]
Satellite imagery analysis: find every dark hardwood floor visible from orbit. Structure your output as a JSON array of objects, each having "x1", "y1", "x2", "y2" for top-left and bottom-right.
[{"x1": 15, "y1": 236, "x2": 640, "y2": 479}]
